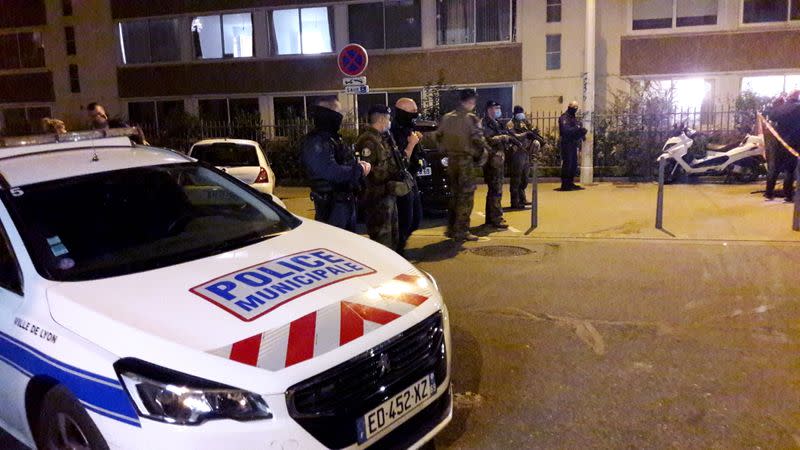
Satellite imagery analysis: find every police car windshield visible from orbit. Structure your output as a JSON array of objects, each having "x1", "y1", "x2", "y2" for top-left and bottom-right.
[
  {"x1": 192, "y1": 143, "x2": 259, "y2": 167},
  {"x1": 6, "y1": 163, "x2": 294, "y2": 281}
]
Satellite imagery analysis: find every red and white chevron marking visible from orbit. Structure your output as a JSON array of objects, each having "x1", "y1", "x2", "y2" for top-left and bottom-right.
[{"x1": 210, "y1": 273, "x2": 432, "y2": 371}]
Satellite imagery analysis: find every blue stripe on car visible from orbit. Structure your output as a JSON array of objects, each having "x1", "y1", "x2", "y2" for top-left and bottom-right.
[{"x1": 0, "y1": 331, "x2": 140, "y2": 427}]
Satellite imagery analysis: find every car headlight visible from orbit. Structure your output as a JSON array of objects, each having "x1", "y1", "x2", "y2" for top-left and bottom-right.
[
  {"x1": 115, "y1": 358, "x2": 272, "y2": 425},
  {"x1": 441, "y1": 157, "x2": 449, "y2": 167}
]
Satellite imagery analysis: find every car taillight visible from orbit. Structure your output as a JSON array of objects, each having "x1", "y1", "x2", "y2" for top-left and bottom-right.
[{"x1": 254, "y1": 167, "x2": 269, "y2": 184}]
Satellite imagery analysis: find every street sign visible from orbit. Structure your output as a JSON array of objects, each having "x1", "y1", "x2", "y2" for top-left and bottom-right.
[
  {"x1": 345, "y1": 85, "x2": 369, "y2": 94},
  {"x1": 343, "y1": 76, "x2": 367, "y2": 87},
  {"x1": 338, "y1": 44, "x2": 368, "y2": 77}
]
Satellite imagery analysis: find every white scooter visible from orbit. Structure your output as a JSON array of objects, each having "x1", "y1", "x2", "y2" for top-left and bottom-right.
[{"x1": 656, "y1": 125, "x2": 765, "y2": 183}]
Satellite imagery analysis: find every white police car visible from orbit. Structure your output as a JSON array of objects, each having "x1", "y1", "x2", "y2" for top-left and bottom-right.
[{"x1": 0, "y1": 129, "x2": 451, "y2": 449}]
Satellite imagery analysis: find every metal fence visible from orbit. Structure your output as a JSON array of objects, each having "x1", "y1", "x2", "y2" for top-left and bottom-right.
[{"x1": 140, "y1": 103, "x2": 757, "y2": 181}]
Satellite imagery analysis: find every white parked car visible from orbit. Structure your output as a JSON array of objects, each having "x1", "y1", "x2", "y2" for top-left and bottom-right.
[
  {"x1": 189, "y1": 138, "x2": 276, "y2": 195},
  {"x1": 0, "y1": 129, "x2": 452, "y2": 449}
]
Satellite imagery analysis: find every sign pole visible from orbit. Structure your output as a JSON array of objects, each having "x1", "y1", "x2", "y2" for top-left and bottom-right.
[{"x1": 353, "y1": 93, "x2": 359, "y2": 135}]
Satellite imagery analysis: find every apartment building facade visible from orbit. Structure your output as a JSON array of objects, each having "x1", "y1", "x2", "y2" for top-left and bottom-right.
[{"x1": 0, "y1": 0, "x2": 798, "y2": 135}]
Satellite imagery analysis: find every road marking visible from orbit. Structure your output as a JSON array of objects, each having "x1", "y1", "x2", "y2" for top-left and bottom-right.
[{"x1": 508, "y1": 226, "x2": 521, "y2": 233}]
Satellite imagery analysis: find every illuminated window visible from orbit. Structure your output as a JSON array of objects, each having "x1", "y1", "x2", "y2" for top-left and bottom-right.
[
  {"x1": 271, "y1": 7, "x2": 333, "y2": 55},
  {"x1": 192, "y1": 13, "x2": 253, "y2": 59},
  {"x1": 741, "y1": 75, "x2": 800, "y2": 97},
  {"x1": 653, "y1": 78, "x2": 713, "y2": 111}
]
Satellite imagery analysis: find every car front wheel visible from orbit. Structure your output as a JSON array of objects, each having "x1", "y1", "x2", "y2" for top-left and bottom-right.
[{"x1": 34, "y1": 385, "x2": 110, "y2": 450}]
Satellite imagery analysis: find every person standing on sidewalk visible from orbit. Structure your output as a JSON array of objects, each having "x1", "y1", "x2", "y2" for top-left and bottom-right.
[
  {"x1": 437, "y1": 89, "x2": 489, "y2": 243},
  {"x1": 391, "y1": 98, "x2": 424, "y2": 252},
  {"x1": 765, "y1": 91, "x2": 800, "y2": 202},
  {"x1": 557, "y1": 101, "x2": 587, "y2": 191},
  {"x1": 357, "y1": 105, "x2": 414, "y2": 252},
  {"x1": 507, "y1": 105, "x2": 543, "y2": 209},
  {"x1": 481, "y1": 100, "x2": 510, "y2": 229}
]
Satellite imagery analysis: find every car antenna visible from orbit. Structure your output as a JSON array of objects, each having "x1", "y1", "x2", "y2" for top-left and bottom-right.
[{"x1": 90, "y1": 129, "x2": 100, "y2": 162}]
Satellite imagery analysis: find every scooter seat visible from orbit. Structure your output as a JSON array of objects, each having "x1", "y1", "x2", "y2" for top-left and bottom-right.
[{"x1": 705, "y1": 141, "x2": 739, "y2": 152}]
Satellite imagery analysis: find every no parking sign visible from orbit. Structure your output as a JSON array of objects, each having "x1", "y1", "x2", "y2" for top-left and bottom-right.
[{"x1": 338, "y1": 44, "x2": 368, "y2": 77}]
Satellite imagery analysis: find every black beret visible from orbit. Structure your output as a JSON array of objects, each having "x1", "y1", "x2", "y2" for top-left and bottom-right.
[
  {"x1": 458, "y1": 89, "x2": 477, "y2": 101},
  {"x1": 485, "y1": 100, "x2": 500, "y2": 110},
  {"x1": 368, "y1": 104, "x2": 391, "y2": 116}
]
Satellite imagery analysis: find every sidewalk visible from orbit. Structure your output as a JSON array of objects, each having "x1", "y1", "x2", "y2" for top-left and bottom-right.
[{"x1": 275, "y1": 181, "x2": 800, "y2": 243}]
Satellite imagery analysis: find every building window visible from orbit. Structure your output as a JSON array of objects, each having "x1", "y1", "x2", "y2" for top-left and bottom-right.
[
  {"x1": 65, "y1": 26, "x2": 76, "y2": 55},
  {"x1": 68, "y1": 64, "x2": 80, "y2": 93},
  {"x1": 119, "y1": 19, "x2": 181, "y2": 64},
  {"x1": 546, "y1": 34, "x2": 560, "y2": 70},
  {"x1": 632, "y1": 0, "x2": 718, "y2": 30},
  {"x1": 62, "y1": 0, "x2": 73, "y2": 16},
  {"x1": 546, "y1": 0, "x2": 561, "y2": 23},
  {"x1": 653, "y1": 78, "x2": 713, "y2": 111},
  {"x1": 192, "y1": 13, "x2": 254, "y2": 59},
  {"x1": 349, "y1": 1, "x2": 422, "y2": 50},
  {"x1": 0, "y1": 106, "x2": 51, "y2": 136},
  {"x1": 0, "y1": 32, "x2": 45, "y2": 69},
  {"x1": 437, "y1": 0, "x2": 513, "y2": 45},
  {"x1": 128, "y1": 100, "x2": 185, "y2": 128},
  {"x1": 743, "y1": 0, "x2": 799, "y2": 23},
  {"x1": 271, "y1": 7, "x2": 333, "y2": 55},
  {"x1": 197, "y1": 98, "x2": 259, "y2": 123},
  {"x1": 741, "y1": 74, "x2": 800, "y2": 97}
]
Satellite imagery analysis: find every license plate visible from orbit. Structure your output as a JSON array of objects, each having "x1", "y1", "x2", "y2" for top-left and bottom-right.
[
  {"x1": 417, "y1": 167, "x2": 432, "y2": 177},
  {"x1": 356, "y1": 373, "x2": 437, "y2": 443}
]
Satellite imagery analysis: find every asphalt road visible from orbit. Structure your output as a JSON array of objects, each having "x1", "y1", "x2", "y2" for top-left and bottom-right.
[{"x1": 4, "y1": 182, "x2": 799, "y2": 449}]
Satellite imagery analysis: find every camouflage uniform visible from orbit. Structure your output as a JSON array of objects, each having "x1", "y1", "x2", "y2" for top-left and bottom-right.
[
  {"x1": 506, "y1": 118, "x2": 541, "y2": 208},
  {"x1": 482, "y1": 116, "x2": 510, "y2": 226},
  {"x1": 437, "y1": 106, "x2": 489, "y2": 239},
  {"x1": 356, "y1": 126, "x2": 411, "y2": 252}
]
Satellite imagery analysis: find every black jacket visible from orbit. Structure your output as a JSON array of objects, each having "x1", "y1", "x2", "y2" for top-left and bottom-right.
[
  {"x1": 769, "y1": 101, "x2": 800, "y2": 151},
  {"x1": 390, "y1": 124, "x2": 423, "y2": 175},
  {"x1": 302, "y1": 130, "x2": 363, "y2": 193},
  {"x1": 558, "y1": 112, "x2": 586, "y2": 149}
]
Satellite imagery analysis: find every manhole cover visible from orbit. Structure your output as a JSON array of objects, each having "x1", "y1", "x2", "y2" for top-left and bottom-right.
[{"x1": 468, "y1": 245, "x2": 533, "y2": 257}]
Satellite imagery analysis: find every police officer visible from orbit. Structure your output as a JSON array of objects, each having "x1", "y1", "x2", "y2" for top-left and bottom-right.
[
  {"x1": 356, "y1": 105, "x2": 414, "y2": 252},
  {"x1": 302, "y1": 96, "x2": 371, "y2": 231},
  {"x1": 391, "y1": 98, "x2": 424, "y2": 252},
  {"x1": 506, "y1": 105, "x2": 543, "y2": 209},
  {"x1": 436, "y1": 89, "x2": 489, "y2": 242},
  {"x1": 765, "y1": 91, "x2": 800, "y2": 202},
  {"x1": 557, "y1": 101, "x2": 587, "y2": 191}
]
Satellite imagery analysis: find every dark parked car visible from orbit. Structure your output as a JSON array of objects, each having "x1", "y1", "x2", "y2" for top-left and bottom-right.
[{"x1": 416, "y1": 147, "x2": 452, "y2": 216}]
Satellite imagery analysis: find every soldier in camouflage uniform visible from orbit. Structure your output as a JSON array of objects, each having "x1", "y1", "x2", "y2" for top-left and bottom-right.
[
  {"x1": 356, "y1": 105, "x2": 413, "y2": 252},
  {"x1": 507, "y1": 105, "x2": 544, "y2": 209},
  {"x1": 436, "y1": 89, "x2": 489, "y2": 242},
  {"x1": 481, "y1": 100, "x2": 511, "y2": 229}
]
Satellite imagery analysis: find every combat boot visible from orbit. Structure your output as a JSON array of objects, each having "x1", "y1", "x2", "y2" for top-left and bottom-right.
[{"x1": 452, "y1": 232, "x2": 479, "y2": 242}]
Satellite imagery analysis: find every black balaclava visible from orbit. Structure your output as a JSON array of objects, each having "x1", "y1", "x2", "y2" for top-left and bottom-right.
[
  {"x1": 567, "y1": 105, "x2": 578, "y2": 116},
  {"x1": 394, "y1": 109, "x2": 419, "y2": 127},
  {"x1": 311, "y1": 105, "x2": 343, "y2": 134}
]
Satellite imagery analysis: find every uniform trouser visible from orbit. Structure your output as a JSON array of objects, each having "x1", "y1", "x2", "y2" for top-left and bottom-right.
[
  {"x1": 509, "y1": 147, "x2": 531, "y2": 207},
  {"x1": 396, "y1": 183, "x2": 422, "y2": 250},
  {"x1": 313, "y1": 196, "x2": 357, "y2": 232},
  {"x1": 447, "y1": 156, "x2": 476, "y2": 237},
  {"x1": 483, "y1": 159, "x2": 505, "y2": 225},
  {"x1": 560, "y1": 143, "x2": 579, "y2": 187},
  {"x1": 766, "y1": 152, "x2": 797, "y2": 199},
  {"x1": 365, "y1": 196, "x2": 400, "y2": 251}
]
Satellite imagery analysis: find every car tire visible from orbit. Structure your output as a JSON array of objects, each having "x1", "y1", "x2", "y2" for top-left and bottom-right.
[{"x1": 33, "y1": 385, "x2": 110, "y2": 450}]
